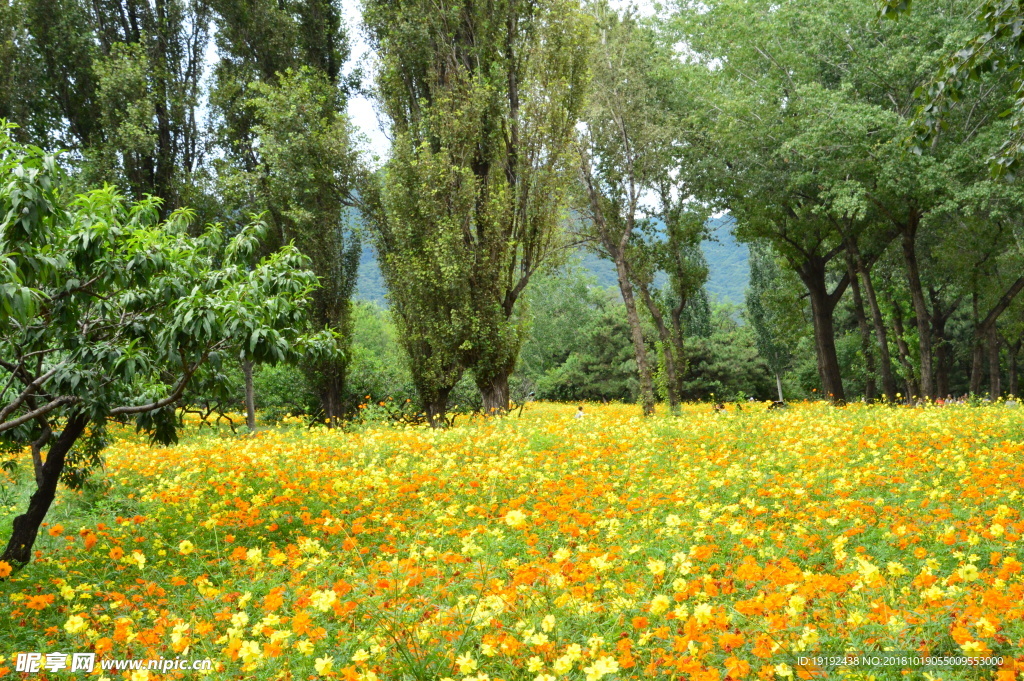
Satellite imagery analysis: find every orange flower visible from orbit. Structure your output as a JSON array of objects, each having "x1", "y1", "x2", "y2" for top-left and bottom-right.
[
  {"x1": 725, "y1": 656, "x2": 751, "y2": 679},
  {"x1": 25, "y1": 594, "x2": 55, "y2": 610},
  {"x1": 109, "y1": 546, "x2": 124, "y2": 560},
  {"x1": 0, "y1": 560, "x2": 12, "y2": 578},
  {"x1": 47, "y1": 524, "x2": 64, "y2": 537}
]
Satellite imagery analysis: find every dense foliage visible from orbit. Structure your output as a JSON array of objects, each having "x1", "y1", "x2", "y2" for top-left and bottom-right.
[{"x1": 0, "y1": 128, "x2": 332, "y2": 563}]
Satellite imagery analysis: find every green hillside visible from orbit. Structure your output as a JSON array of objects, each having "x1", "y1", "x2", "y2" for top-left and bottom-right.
[{"x1": 354, "y1": 214, "x2": 749, "y2": 305}]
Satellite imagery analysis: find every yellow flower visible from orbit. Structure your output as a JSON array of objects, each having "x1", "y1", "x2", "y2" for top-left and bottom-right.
[
  {"x1": 314, "y1": 656, "x2": 334, "y2": 675},
  {"x1": 310, "y1": 589, "x2": 337, "y2": 612},
  {"x1": 178, "y1": 540, "x2": 195, "y2": 555},
  {"x1": 239, "y1": 640, "x2": 262, "y2": 663},
  {"x1": 295, "y1": 640, "x2": 314, "y2": 655},
  {"x1": 956, "y1": 564, "x2": 980, "y2": 582},
  {"x1": 541, "y1": 614, "x2": 556, "y2": 632},
  {"x1": 64, "y1": 615, "x2": 88, "y2": 634},
  {"x1": 693, "y1": 602, "x2": 713, "y2": 624},
  {"x1": 775, "y1": 663, "x2": 794, "y2": 677},
  {"x1": 553, "y1": 656, "x2": 574, "y2": 675},
  {"x1": 527, "y1": 656, "x2": 544, "y2": 672},
  {"x1": 504, "y1": 509, "x2": 528, "y2": 529},
  {"x1": 649, "y1": 594, "x2": 670, "y2": 615},
  {"x1": 583, "y1": 656, "x2": 619, "y2": 681},
  {"x1": 456, "y1": 653, "x2": 477, "y2": 674}
]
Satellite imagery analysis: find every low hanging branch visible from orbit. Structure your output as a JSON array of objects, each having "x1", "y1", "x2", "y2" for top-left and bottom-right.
[{"x1": 0, "y1": 129, "x2": 337, "y2": 567}]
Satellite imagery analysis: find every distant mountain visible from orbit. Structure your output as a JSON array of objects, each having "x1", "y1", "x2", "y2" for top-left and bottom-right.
[
  {"x1": 353, "y1": 214, "x2": 750, "y2": 306},
  {"x1": 702, "y1": 214, "x2": 749, "y2": 305}
]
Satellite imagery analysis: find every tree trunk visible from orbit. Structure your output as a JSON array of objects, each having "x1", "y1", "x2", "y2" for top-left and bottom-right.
[
  {"x1": 928, "y1": 288, "x2": 959, "y2": 400},
  {"x1": 425, "y1": 386, "x2": 454, "y2": 429},
  {"x1": 845, "y1": 252, "x2": 876, "y2": 401},
  {"x1": 614, "y1": 256, "x2": 655, "y2": 416},
  {"x1": 988, "y1": 326, "x2": 1001, "y2": 399},
  {"x1": 638, "y1": 281, "x2": 680, "y2": 414},
  {"x1": 1009, "y1": 339, "x2": 1020, "y2": 397},
  {"x1": 858, "y1": 265, "x2": 897, "y2": 402},
  {"x1": 901, "y1": 213, "x2": 934, "y2": 399},
  {"x1": 2, "y1": 413, "x2": 89, "y2": 566},
  {"x1": 776, "y1": 372, "x2": 784, "y2": 403},
  {"x1": 887, "y1": 291, "x2": 919, "y2": 398},
  {"x1": 243, "y1": 359, "x2": 256, "y2": 431},
  {"x1": 798, "y1": 257, "x2": 846, "y2": 403},
  {"x1": 479, "y1": 373, "x2": 510, "y2": 416},
  {"x1": 970, "y1": 292, "x2": 984, "y2": 395},
  {"x1": 319, "y1": 375, "x2": 343, "y2": 428},
  {"x1": 969, "y1": 275, "x2": 1024, "y2": 397}
]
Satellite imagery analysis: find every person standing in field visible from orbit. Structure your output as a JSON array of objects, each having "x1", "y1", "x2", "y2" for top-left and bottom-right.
[{"x1": 575, "y1": 406, "x2": 584, "y2": 420}]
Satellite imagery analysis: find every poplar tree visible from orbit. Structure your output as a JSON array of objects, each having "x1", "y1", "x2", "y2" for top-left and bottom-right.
[{"x1": 363, "y1": 0, "x2": 590, "y2": 416}]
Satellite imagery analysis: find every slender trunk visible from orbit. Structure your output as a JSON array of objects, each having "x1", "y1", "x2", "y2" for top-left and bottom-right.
[
  {"x1": 970, "y1": 275, "x2": 1024, "y2": 396},
  {"x1": 901, "y1": 213, "x2": 934, "y2": 399},
  {"x1": 319, "y1": 375, "x2": 343, "y2": 428},
  {"x1": 887, "y1": 292, "x2": 919, "y2": 398},
  {"x1": 2, "y1": 413, "x2": 90, "y2": 566},
  {"x1": 928, "y1": 288, "x2": 959, "y2": 400},
  {"x1": 858, "y1": 265, "x2": 897, "y2": 402},
  {"x1": 243, "y1": 359, "x2": 256, "y2": 431},
  {"x1": 579, "y1": 148, "x2": 653, "y2": 415},
  {"x1": 846, "y1": 252, "x2": 876, "y2": 401},
  {"x1": 776, "y1": 372, "x2": 784, "y2": 403},
  {"x1": 614, "y1": 256, "x2": 655, "y2": 416},
  {"x1": 1009, "y1": 339, "x2": 1020, "y2": 397},
  {"x1": 988, "y1": 326, "x2": 1001, "y2": 399},
  {"x1": 669, "y1": 303, "x2": 688, "y2": 399},
  {"x1": 970, "y1": 292, "x2": 984, "y2": 395},
  {"x1": 932, "y1": 319, "x2": 950, "y2": 400},
  {"x1": 638, "y1": 282, "x2": 680, "y2": 414},
  {"x1": 798, "y1": 258, "x2": 846, "y2": 403}
]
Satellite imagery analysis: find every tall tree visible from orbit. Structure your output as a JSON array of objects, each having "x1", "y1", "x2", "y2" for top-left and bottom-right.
[
  {"x1": 363, "y1": 0, "x2": 590, "y2": 415},
  {"x1": 247, "y1": 68, "x2": 363, "y2": 424},
  {"x1": 746, "y1": 242, "x2": 800, "y2": 402},
  {"x1": 210, "y1": 0, "x2": 362, "y2": 425},
  {"x1": 577, "y1": 2, "x2": 694, "y2": 416},
  {"x1": 17, "y1": 0, "x2": 212, "y2": 215}
]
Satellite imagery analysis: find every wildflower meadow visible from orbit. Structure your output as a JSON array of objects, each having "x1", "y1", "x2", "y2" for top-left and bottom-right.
[{"x1": 1, "y1": 402, "x2": 1022, "y2": 680}]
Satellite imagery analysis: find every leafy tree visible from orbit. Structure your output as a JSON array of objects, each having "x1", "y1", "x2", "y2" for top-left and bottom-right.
[
  {"x1": 209, "y1": 1, "x2": 362, "y2": 425},
  {"x1": 880, "y1": 0, "x2": 1024, "y2": 179},
  {"x1": 0, "y1": 128, "x2": 332, "y2": 565},
  {"x1": 746, "y1": 242, "x2": 798, "y2": 401},
  {"x1": 14, "y1": 0, "x2": 212, "y2": 215},
  {"x1": 577, "y1": 2, "x2": 692, "y2": 416},
  {"x1": 631, "y1": 212, "x2": 710, "y2": 414},
  {"x1": 679, "y1": 304, "x2": 776, "y2": 401},
  {"x1": 363, "y1": 0, "x2": 590, "y2": 416},
  {"x1": 247, "y1": 69, "x2": 363, "y2": 424}
]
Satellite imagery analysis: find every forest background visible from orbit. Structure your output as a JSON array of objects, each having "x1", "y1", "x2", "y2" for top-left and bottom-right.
[{"x1": 3, "y1": 0, "x2": 1024, "y2": 431}]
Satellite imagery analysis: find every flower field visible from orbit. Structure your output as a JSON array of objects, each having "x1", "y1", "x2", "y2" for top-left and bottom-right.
[{"x1": 1, "y1": 402, "x2": 1023, "y2": 680}]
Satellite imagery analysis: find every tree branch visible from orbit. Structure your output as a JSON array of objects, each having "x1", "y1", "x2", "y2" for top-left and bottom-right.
[{"x1": 0, "y1": 396, "x2": 80, "y2": 434}]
